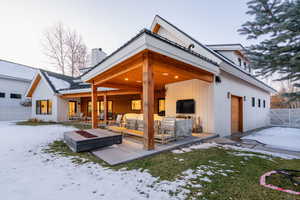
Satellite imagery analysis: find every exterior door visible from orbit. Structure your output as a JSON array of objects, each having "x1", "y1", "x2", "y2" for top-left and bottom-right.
[{"x1": 231, "y1": 95, "x2": 243, "y2": 134}]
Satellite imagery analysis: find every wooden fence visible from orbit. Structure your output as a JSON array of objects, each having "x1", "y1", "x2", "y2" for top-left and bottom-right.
[{"x1": 270, "y1": 108, "x2": 300, "y2": 128}]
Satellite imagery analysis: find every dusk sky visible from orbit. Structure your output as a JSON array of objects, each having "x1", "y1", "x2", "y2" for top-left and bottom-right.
[{"x1": 0, "y1": 0, "x2": 253, "y2": 70}]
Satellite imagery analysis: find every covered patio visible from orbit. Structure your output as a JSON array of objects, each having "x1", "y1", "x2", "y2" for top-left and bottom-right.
[{"x1": 81, "y1": 30, "x2": 219, "y2": 150}]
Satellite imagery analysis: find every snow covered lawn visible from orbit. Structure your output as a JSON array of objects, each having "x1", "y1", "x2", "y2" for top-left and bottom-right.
[
  {"x1": 0, "y1": 121, "x2": 187, "y2": 200},
  {"x1": 1, "y1": 121, "x2": 299, "y2": 200},
  {"x1": 242, "y1": 127, "x2": 300, "y2": 151}
]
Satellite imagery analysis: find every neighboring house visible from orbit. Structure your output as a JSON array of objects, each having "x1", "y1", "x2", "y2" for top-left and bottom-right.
[
  {"x1": 26, "y1": 15, "x2": 276, "y2": 140},
  {"x1": 0, "y1": 59, "x2": 37, "y2": 121}
]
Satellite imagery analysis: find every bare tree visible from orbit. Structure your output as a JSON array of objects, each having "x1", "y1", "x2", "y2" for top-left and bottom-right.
[
  {"x1": 42, "y1": 23, "x2": 88, "y2": 76},
  {"x1": 65, "y1": 29, "x2": 88, "y2": 77},
  {"x1": 42, "y1": 23, "x2": 67, "y2": 74}
]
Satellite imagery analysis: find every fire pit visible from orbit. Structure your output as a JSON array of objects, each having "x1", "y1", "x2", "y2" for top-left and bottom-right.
[
  {"x1": 75, "y1": 130, "x2": 97, "y2": 138},
  {"x1": 64, "y1": 129, "x2": 122, "y2": 152}
]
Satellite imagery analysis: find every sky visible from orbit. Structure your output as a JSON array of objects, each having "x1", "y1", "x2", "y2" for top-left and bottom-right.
[{"x1": 0, "y1": 0, "x2": 253, "y2": 70}]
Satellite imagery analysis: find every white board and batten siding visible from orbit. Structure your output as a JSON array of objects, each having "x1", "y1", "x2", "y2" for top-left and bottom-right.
[
  {"x1": 165, "y1": 79, "x2": 214, "y2": 133},
  {"x1": 31, "y1": 77, "x2": 68, "y2": 122},
  {"x1": 214, "y1": 71, "x2": 270, "y2": 137}
]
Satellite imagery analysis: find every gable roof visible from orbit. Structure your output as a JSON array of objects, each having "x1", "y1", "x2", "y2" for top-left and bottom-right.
[
  {"x1": 0, "y1": 59, "x2": 37, "y2": 81},
  {"x1": 151, "y1": 15, "x2": 276, "y2": 93},
  {"x1": 81, "y1": 29, "x2": 219, "y2": 81},
  {"x1": 26, "y1": 69, "x2": 113, "y2": 97}
]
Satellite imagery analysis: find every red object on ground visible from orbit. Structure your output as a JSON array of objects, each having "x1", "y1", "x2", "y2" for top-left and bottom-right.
[
  {"x1": 75, "y1": 130, "x2": 98, "y2": 138},
  {"x1": 260, "y1": 171, "x2": 300, "y2": 195}
]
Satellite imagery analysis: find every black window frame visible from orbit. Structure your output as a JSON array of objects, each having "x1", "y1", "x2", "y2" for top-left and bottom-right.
[
  {"x1": 258, "y1": 99, "x2": 261, "y2": 108},
  {"x1": 36, "y1": 100, "x2": 52, "y2": 115},
  {"x1": 10, "y1": 93, "x2": 22, "y2": 99},
  {"x1": 252, "y1": 97, "x2": 255, "y2": 107},
  {"x1": 0, "y1": 92, "x2": 5, "y2": 98}
]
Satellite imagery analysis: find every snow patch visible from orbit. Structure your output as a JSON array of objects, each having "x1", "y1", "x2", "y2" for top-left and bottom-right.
[
  {"x1": 171, "y1": 143, "x2": 217, "y2": 154},
  {"x1": 47, "y1": 74, "x2": 71, "y2": 90},
  {"x1": 223, "y1": 144, "x2": 299, "y2": 160},
  {"x1": 242, "y1": 127, "x2": 300, "y2": 151},
  {"x1": 0, "y1": 60, "x2": 37, "y2": 80}
]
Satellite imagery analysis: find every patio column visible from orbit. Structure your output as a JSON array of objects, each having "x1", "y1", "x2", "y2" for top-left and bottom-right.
[
  {"x1": 103, "y1": 93, "x2": 108, "y2": 124},
  {"x1": 142, "y1": 51, "x2": 155, "y2": 150},
  {"x1": 92, "y1": 83, "x2": 98, "y2": 129},
  {"x1": 140, "y1": 93, "x2": 143, "y2": 112}
]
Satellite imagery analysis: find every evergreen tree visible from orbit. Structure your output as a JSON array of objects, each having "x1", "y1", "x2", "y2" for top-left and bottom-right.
[{"x1": 239, "y1": 0, "x2": 300, "y2": 100}]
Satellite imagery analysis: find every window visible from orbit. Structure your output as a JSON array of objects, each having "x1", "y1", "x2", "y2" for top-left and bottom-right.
[
  {"x1": 238, "y1": 58, "x2": 242, "y2": 66},
  {"x1": 263, "y1": 100, "x2": 266, "y2": 108},
  {"x1": 252, "y1": 97, "x2": 255, "y2": 107},
  {"x1": 0, "y1": 92, "x2": 5, "y2": 98},
  {"x1": 36, "y1": 100, "x2": 52, "y2": 115},
  {"x1": 88, "y1": 101, "x2": 92, "y2": 115},
  {"x1": 258, "y1": 99, "x2": 261, "y2": 108},
  {"x1": 98, "y1": 101, "x2": 113, "y2": 114},
  {"x1": 10, "y1": 93, "x2": 21, "y2": 99},
  {"x1": 131, "y1": 100, "x2": 142, "y2": 111},
  {"x1": 158, "y1": 98, "x2": 165, "y2": 116}
]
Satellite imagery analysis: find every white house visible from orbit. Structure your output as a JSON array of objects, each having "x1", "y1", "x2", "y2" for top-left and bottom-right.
[
  {"x1": 0, "y1": 59, "x2": 37, "y2": 121},
  {"x1": 26, "y1": 15, "x2": 276, "y2": 139}
]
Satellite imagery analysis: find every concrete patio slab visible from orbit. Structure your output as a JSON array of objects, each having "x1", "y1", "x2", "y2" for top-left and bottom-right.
[{"x1": 92, "y1": 134, "x2": 218, "y2": 165}]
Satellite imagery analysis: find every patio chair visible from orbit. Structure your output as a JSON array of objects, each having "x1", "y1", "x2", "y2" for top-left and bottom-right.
[
  {"x1": 157, "y1": 117, "x2": 176, "y2": 144},
  {"x1": 125, "y1": 119, "x2": 137, "y2": 130},
  {"x1": 71, "y1": 112, "x2": 84, "y2": 121},
  {"x1": 108, "y1": 114, "x2": 123, "y2": 127},
  {"x1": 99, "y1": 112, "x2": 104, "y2": 120}
]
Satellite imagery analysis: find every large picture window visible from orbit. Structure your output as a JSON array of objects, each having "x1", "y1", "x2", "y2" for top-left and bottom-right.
[
  {"x1": 36, "y1": 100, "x2": 52, "y2": 115},
  {"x1": 88, "y1": 101, "x2": 113, "y2": 116},
  {"x1": 131, "y1": 100, "x2": 141, "y2": 111},
  {"x1": 97, "y1": 101, "x2": 113, "y2": 115},
  {"x1": 99, "y1": 101, "x2": 113, "y2": 112}
]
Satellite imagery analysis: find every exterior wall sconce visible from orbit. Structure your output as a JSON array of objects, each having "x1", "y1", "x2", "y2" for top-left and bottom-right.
[{"x1": 227, "y1": 92, "x2": 231, "y2": 99}]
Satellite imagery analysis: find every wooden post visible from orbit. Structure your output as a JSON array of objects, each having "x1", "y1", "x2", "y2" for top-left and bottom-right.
[
  {"x1": 142, "y1": 52, "x2": 155, "y2": 150},
  {"x1": 140, "y1": 92, "x2": 143, "y2": 113},
  {"x1": 91, "y1": 83, "x2": 98, "y2": 129},
  {"x1": 103, "y1": 93, "x2": 108, "y2": 125}
]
